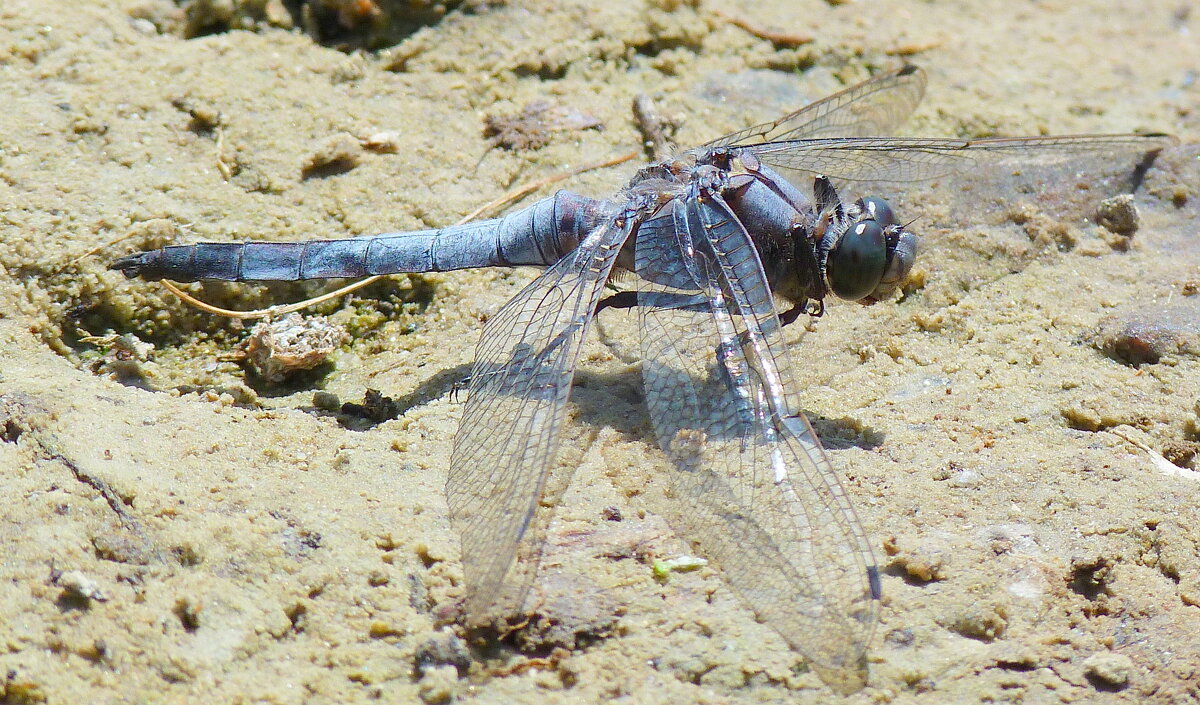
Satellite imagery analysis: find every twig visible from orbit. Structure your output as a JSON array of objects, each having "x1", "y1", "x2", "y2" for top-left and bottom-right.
[
  {"x1": 632, "y1": 95, "x2": 678, "y2": 161},
  {"x1": 711, "y1": 9, "x2": 813, "y2": 48},
  {"x1": 1109, "y1": 428, "x2": 1200, "y2": 480},
  {"x1": 459, "y1": 150, "x2": 637, "y2": 222}
]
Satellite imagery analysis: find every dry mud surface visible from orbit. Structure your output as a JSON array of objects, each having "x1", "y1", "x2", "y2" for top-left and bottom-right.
[{"x1": 1, "y1": 1, "x2": 1199, "y2": 703}]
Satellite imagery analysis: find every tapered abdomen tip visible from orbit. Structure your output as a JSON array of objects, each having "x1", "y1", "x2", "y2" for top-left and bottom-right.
[{"x1": 109, "y1": 252, "x2": 164, "y2": 280}]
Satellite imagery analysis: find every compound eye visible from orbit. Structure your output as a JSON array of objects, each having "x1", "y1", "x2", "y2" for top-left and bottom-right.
[
  {"x1": 855, "y1": 196, "x2": 897, "y2": 228},
  {"x1": 828, "y1": 220, "x2": 887, "y2": 301}
]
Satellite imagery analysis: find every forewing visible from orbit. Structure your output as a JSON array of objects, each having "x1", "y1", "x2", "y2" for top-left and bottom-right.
[
  {"x1": 746, "y1": 133, "x2": 1178, "y2": 185},
  {"x1": 447, "y1": 211, "x2": 630, "y2": 626},
  {"x1": 704, "y1": 65, "x2": 927, "y2": 149},
  {"x1": 634, "y1": 191, "x2": 878, "y2": 692}
]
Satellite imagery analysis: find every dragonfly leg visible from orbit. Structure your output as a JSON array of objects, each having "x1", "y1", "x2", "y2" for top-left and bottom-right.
[{"x1": 778, "y1": 298, "x2": 824, "y2": 327}]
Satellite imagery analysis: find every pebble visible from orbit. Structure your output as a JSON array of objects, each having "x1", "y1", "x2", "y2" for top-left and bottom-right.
[
  {"x1": 1092, "y1": 301, "x2": 1200, "y2": 366},
  {"x1": 1083, "y1": 652, "x2": 1133, "y2": 688},
  {"x1": 243, "y1": 313, "x2": 347, "y2": 382},
  {"x1": 56, "y1": 570, "x2": 108, "y2": 603},
  {"x1": 414, "y1": 629, "x2": 471, "y2": 675},
  {"x1": 1095, "y1": 194, "x2": 1140, "y2": 236},
  {"x1": 302, "y1": 133, "x2": 364, "y2": 178}
]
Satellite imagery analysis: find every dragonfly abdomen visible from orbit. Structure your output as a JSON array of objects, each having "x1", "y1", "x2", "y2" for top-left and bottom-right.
[{"x1": 109, "y1": 191, "x2": 607, "y2": 282}]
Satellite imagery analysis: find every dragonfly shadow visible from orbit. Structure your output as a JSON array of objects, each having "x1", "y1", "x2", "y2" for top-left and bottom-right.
[
  {"x1": 286, "y1": 350, "x2": 886, "y2": 456},
  {"x1": 568, "y1": 366, "x2": 652, "y2": 439},
  {"x1": 568, "y1": 362, "x2": 886, "y2": 452},
  {"x1": 810, "y1": 416, "x2": 886, "y2": 452},
  {"x1": 307, "y1": 362, "x2": 474, "y2": 431}
]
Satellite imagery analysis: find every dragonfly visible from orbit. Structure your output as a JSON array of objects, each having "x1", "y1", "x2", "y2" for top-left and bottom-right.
[{"x1": 110, "y1": 65, "x2": 1174, "y2": 693}]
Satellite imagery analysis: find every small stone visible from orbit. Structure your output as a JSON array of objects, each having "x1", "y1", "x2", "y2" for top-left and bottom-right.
[
  {"x1": 129, "y1": 17, "x2": 158, "y2": 35},
  {"x1": 91, "y1": 532, "x2": 153, "y2": 565},
  {"x1": 993, "y1": 644, "x2": 1040, "y2": 670},
  {"x1": 1091, "y1": 302, "x2": 1200, "y2": 366},
  {"x1": 56, "y1": 571, "x2": 108, "y2": 603},
  {"x1": 375, "y1": 533, "x2": 400, "y2": 551},
  {"x1": 651, "y1": 554, "x2": 707, "y2": 581},
  {"x1": 173, "y1": 596, "x2": 202, "y2": 631},
  {"x1": 600, "y1": 505, "x2": 623, "y2": 521},
  {"x1": 1179, "y1": 576, "x2": 1200, "y2": 607},
  {"x1": 243, "y1": 313, "x2": 347, "y2": 382},
  {"x1": 948, "y1": 467, "x2": 981, "y2": 488},
  {"x1": 930, "y1": 460, "x2": 979, "y2": 486},
  {"x1": 302, "y1": 133, "x2": 364, "y2": 178},
  {"x1": 312, "y1": 390, "x2": 341, "y2": 411},
  {"x1": 417, "y1": 664, "x2": 460, "y2": 704},
  {"x1": 1083, "y1": 652, "x2": 1133, "y2": 688},
  {"x1": 170, "y1": 96, "x2": 222, "y2": 131},
  {"x1": 944, "y1": 603, "x2": 1008, "y2": 641},
  {"x1": 414, "y1": 629, "x2": 471, "y2": 675},
  {"x1": 361, "y1": 131, "x2": 402, "y2": 153},
  {"x1": 264, "y1": 608, "x2": 293, "y2": 639},
  {"x1": 483, "y1": 100, "x2": 604, "y2": 151},
  {"x1": 1160, "y1": 439, "x2": 1199, "y2": 469},
  {"x1": 882, "y1": 535, "x2": 950, "y2": 582},
  {"x1": 368, "y1": 620, "x2": 404, "y2": 638},
  {"x1": 1095, "y1": 194, "x2": 1140, "y2": 237},
  {"x1": 884, "y1": 628, "x2": 915, "y2": 647}
]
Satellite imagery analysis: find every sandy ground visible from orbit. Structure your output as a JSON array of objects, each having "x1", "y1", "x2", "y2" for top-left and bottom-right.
[{"x1": 1, "y1": 0, "x2": 1199, "y2": 703}]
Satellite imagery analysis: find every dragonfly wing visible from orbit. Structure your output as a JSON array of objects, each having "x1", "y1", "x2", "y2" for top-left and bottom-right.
[
  {"x1": 704, "y1": 65, "x2": 927, "y2": 149},
  {"x1": 745, "y1": 133, "x2": 1178, "y2": 185},
  {"x1": 447, "y1": 208, "x2": 632, "y2": 626},
  {"x1": 634, "y1": 188, "x2": 879, "y2": 693}
]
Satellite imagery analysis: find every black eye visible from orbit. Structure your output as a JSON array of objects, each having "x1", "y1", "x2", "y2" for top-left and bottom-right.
[
  {"x1": 855, "y1": 197, "x2": 896, "y2": 228},
  {"x1": 828, "y1": 220, "x2": 887, "y2": 301}
]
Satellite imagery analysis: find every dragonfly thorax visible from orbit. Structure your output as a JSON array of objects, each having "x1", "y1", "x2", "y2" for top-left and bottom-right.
[{"x1": 715, "y1": 163, "x2": 918, "y2": 316}]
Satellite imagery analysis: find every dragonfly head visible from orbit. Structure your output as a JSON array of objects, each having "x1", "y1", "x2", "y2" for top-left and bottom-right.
[{"x1": 824, "y1": 196, "x2": 918, "y2": 304}]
